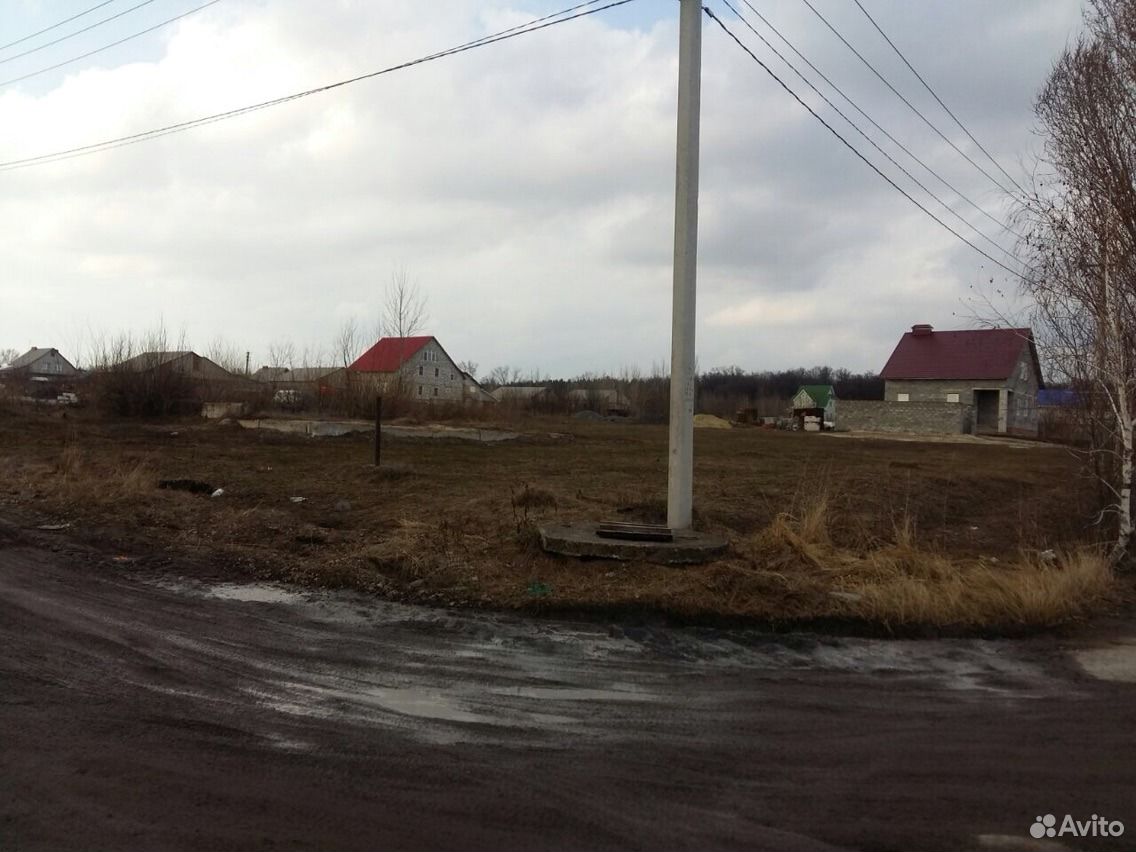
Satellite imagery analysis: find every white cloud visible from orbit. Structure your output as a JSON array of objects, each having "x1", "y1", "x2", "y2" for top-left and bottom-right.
[{"x1": 0, "y1": 0, "x2": 1084, "y2": 374}]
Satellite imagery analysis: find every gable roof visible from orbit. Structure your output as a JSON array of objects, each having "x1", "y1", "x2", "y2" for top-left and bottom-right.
[
  {"x1": 4, "y1": 347, "x2": 77, "y2": 372},
  {"x1": 793, "y1": 384, "x2": 835, "y2": 408},
  {"x1": 880, "y1": 327, "x2": 1042, "y2": 384},
  {"x1": 350, "y1": 336, "x2": 434, "y2": 372},
  {"x1": 117, "y1": 351, "x2": 193, "y2": 371},
  {"x1": 255, "y1": 366, "x2": 338, "y2": 383}
]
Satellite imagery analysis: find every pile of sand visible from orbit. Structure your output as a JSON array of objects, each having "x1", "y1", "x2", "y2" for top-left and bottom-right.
[{"x1": 693, "y1": 414, "x2": 732, "y2": 429}]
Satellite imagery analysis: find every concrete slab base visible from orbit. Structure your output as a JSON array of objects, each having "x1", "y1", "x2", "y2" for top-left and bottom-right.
[{"x1": 538, "y1": 523, "x2": 728, "y2": 565}]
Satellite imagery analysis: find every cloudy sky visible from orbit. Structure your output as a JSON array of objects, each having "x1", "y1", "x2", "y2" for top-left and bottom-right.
[{"x1": 0, "y1": 0, "x2": 1085, "y2": 377}]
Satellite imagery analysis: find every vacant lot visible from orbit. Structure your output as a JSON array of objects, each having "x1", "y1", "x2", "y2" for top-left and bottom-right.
[{"x1": 0, "y1": 406, "x2": 1122, "y2": 632}]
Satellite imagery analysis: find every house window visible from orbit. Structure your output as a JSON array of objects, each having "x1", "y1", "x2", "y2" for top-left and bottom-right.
[
  {"x1": 433, "y1": 387, "x2": 438, "y2": 397},
  {"x1": 417, "y1": 385, "x2": 423, "y2": 396},
  {"x1": 450, "y1": 373, "x2": 454, "y2": 381},
  {"x1": 946, "y1": 392, "x2": 960, "y2": 403},
  {"x1": 897, "y1": 393, "x2": 910, "y2": 402},
  {"x1": 418, "y1": 366, "x2": 423, "y2": 376},
  {"x1": 434, "y1": 368, "x2": 439, "y2": 377}
]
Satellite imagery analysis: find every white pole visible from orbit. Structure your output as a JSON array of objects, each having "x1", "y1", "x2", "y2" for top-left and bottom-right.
[{"x1": 667, "y1": 0, "x2": 701, "y2": 530}]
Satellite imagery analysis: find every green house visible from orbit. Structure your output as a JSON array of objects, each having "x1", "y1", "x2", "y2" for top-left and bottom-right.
[{"x1": 792, "y1": 384, "x2": 836, "y2": 430}]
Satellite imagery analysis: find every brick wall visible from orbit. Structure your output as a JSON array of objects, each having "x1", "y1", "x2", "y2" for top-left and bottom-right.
[{"x1": 837, "y1": 400, "x2": 973, "y2": 434}]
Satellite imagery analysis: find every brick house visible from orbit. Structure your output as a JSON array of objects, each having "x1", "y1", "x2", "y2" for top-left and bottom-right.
[
  {"x1": 879, "y1": 324, "x2": 1042, "y2": 436},
  {"x1": 351, "y1": 336, "x2": 491, "y2": 404}
]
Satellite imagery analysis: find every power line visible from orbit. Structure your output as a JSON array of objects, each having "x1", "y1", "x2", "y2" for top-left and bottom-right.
[
  {"x1": 0, "y1": 0, "x2": 160, "y2": 67},
  {"x1": 0, "y1": 0, "x2": 120, "y2": 53},
  {"x1": 737, "y1": 0, "x2": 1019, "y2": 240},
  {"x1": 0, "y1": 0, "x2": 638, "y2": 172},
  {"x1": 0, "y1": 1, "x2": 221, "y2": 89},
  {"x1": 703, "y1": 5, "x2": 1022, "y2": 279},
  {"x1": 723, "y1": 0, "x2": 1020, "y2": 265},
  {"x1": 795, "y1": 0, "x2": 1018, "y2": 200},
  {"x1": 849, "y1": 0, "x2": 1029, "y2": 196}
]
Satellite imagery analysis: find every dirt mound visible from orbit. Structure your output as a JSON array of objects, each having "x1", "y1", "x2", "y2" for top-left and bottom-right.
[{"x1": 693, "y1": 414, "x2": 732, "y2": 429}]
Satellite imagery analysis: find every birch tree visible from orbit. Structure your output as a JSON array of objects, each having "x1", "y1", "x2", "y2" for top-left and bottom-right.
[{"x1": 1020, "y1": 0, "x2": 1136, "y2": 565}]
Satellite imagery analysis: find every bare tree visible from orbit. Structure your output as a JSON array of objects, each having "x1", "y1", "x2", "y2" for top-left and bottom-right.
[
  {"x1": 1019, "y1": 0, "x2": 1136, "y2": 566},
  {"x1": 379, "y1": 268, "x2": 429, "y2": 397},
  {"x1": 0, "y1": 347, "x2": 18, "y2": 367},
  {"x1": 266, "y1": 339, "x2": 297, "y2": 373},
  {"x1": 458, "y1": 360, "x2": 478, "y2": 380},
  {"x1": 206, "y1": 335, "x2": 246, "y2": 375},
  {"x1": 381, "y1": 267, "x2": 429, "y2": 340},
  {"x1": 335, "y1": 317, "x2": 363, "y2": 369}
]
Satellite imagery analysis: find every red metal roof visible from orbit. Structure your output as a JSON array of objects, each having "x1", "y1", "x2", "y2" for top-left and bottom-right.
[
  {"x1": 350, "y1": 336, "x2": 433, "y2": 372},
  {"x1": 880, "y1": 327, "x2": 1040, "y2": 382}
]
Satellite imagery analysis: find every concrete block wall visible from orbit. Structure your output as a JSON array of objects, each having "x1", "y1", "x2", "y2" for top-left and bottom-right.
[{"x1": 837, "y1": 400, "x2": 973, "y2": 435}]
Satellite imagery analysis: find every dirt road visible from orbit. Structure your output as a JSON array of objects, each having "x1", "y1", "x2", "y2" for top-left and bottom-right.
[{"x1": 2, "y1": 541, "x2": 1134, "y2": 851}]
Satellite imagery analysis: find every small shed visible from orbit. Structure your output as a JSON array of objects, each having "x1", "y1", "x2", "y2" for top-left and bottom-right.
[{"x1": 792, "y1": 385, "x2": 836, "y2": 431}]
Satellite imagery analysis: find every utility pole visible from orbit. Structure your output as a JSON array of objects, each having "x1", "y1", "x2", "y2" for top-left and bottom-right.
[{"x1": 667, "y1": 0, "x2": 702, "y2": 530}]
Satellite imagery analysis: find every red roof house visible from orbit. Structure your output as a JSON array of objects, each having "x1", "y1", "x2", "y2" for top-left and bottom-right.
[
  {"x1": 879, "y1": 324, "x2": 1042, "y2": 435},
  {"x1": 348, "y1": 336, "x2": 492, "y2": 405},
  {"x1": 350, "y1": 336, "x2": 433, "y2": 373}
]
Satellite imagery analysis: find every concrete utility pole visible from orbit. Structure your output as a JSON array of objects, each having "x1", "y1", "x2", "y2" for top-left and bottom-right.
[{"x1": 667, "y1": 0, "x2": 702, "y2": 530}]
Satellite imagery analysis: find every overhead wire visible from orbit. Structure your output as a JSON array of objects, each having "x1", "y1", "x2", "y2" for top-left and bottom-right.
[
  {"x1": 0, "y1": 0, "x2": 160, "y2": 66},
  {"x1": 0, "y1": 0, "x2": 638, "y2": 172},
  {"x1": 0, "y1": 0, "x2": 222, "y2": 89},
  {"x1": 0, "y1": 0, "x2": 120, "y2": 53},
  {"x1": 738, "y1": 0, "x2": 1019, "y2": 239},
  {"x1": 849, "y1": 0, "x2": 1029, "y2": 197},
  {"x1": 795, "y1": 0, "x2": 1019, "y2": 201},
  {"x1": 703, "y1": 5, "x2": 1023, "y2": 279},
  {"x1": 721, "y1": 0, "x2": 1020, "y2": 265}
]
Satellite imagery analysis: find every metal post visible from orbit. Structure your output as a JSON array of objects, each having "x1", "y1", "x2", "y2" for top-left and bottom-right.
[
  {"x1": 667, "y1": 0, "x2": 702, "y2": 530},
  {"x1": 374, "y1": 395, "x2": 382, "y2": 467}
]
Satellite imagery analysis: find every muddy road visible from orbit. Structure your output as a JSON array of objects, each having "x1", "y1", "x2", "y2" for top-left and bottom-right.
[{"x1": 1, "y1": 542, "x2": 1134, "y2": 851}]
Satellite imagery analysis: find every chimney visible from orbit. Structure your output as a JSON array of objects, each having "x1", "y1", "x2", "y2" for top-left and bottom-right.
[{"x1": 911, "y1": 324, "x2": 933, "y2": 337}]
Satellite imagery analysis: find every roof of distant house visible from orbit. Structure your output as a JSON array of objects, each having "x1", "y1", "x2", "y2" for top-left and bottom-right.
[
  {"x1": 1038, "y1": 388, "x2": 1079, "y2": 407},
  {"x1": 880, "y1": 326, "x2": 1042, "y2": 384},
  {"x1": 3, "y1": 347, "x2": 76, "y2": 372},
  {"x1": 491, "y1": 385, "x2": 547, "y2": 401},
  {"x1": 350, "y1": 337, "x2": 434, "y2": 372},
  {"x1": 255, "y1": 366, "x2": 339, "y2": 383},
  {"x1": 116, "y1": 351, "x2": 194, "y2": 371},
  {"x1": 793, "y1": 384, "x2": 835, "y2": 408}
]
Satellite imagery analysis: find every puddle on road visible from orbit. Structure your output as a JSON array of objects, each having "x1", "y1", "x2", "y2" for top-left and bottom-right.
[
  {"x1": 1074, "y1": 640, "x2": 1136, "y2": 682},
  {"x1": 207, "y1": 584, "x2": 306, "y2": 605},
  {"x1": 265, "y1": 680, "x2": 499, "y2": 726},
  {"x1": 491, "y1": 684, "x2": 658, "y2": 703},
  {"x1": 361, "y1": 685, "x2": 489, "y2": 724}
]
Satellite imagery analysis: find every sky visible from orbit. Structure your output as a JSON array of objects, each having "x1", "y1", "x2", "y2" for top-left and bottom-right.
[{"x1": 0, "y1": 0, "x2": 1086, "y2": 377}]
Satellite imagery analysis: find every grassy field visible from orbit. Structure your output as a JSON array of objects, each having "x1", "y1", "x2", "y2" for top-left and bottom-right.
[{"x1": 0, "y1": 405, "x2": 1122, "y2": 633}]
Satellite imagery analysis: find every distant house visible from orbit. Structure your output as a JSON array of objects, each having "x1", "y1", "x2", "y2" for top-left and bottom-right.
[
  {"x1": 350, "y1": 336, "x2": 470, "y2": 403},
  {"x1": 0, "y1": 347, "x2": 80, "y2": 379},
  {"x1": 1037, "y1": 388, "x2": 1079, "y2": 409},
  {"x1": 117, "y1": 351, "x2": 235, "y2": 381},
  {"x1": 792, "y1": 385, "x2": 836, "y2": 430},
  {"x1": 491, "y1": 385, "x2": 548, "y2": 404},
  {"x1": 462, "y1": 372, "x2": 497, "y2": 405},
  {"x1": 879, "y1": 324, "x2": 1042, "y2": 436},
  {"x1": 253, "y1": 365, "x2": 341, "y2": 386},
  {"x1": 568, "y1": 388, "x2": 631, "y2": 417}
]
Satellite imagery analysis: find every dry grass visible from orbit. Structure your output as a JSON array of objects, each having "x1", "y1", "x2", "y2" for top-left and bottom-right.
[
  {"x1": 0, "y1": 411, "x2": 1119, "y2": 632},
  {"x1": 739, "y1": 492, "x2": 1114, "y2": 628}
]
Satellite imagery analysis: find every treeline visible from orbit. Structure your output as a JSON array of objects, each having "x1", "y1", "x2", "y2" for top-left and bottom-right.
[{"x1": 484, "y1": 365, "x2": 882, "y2": 421}]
